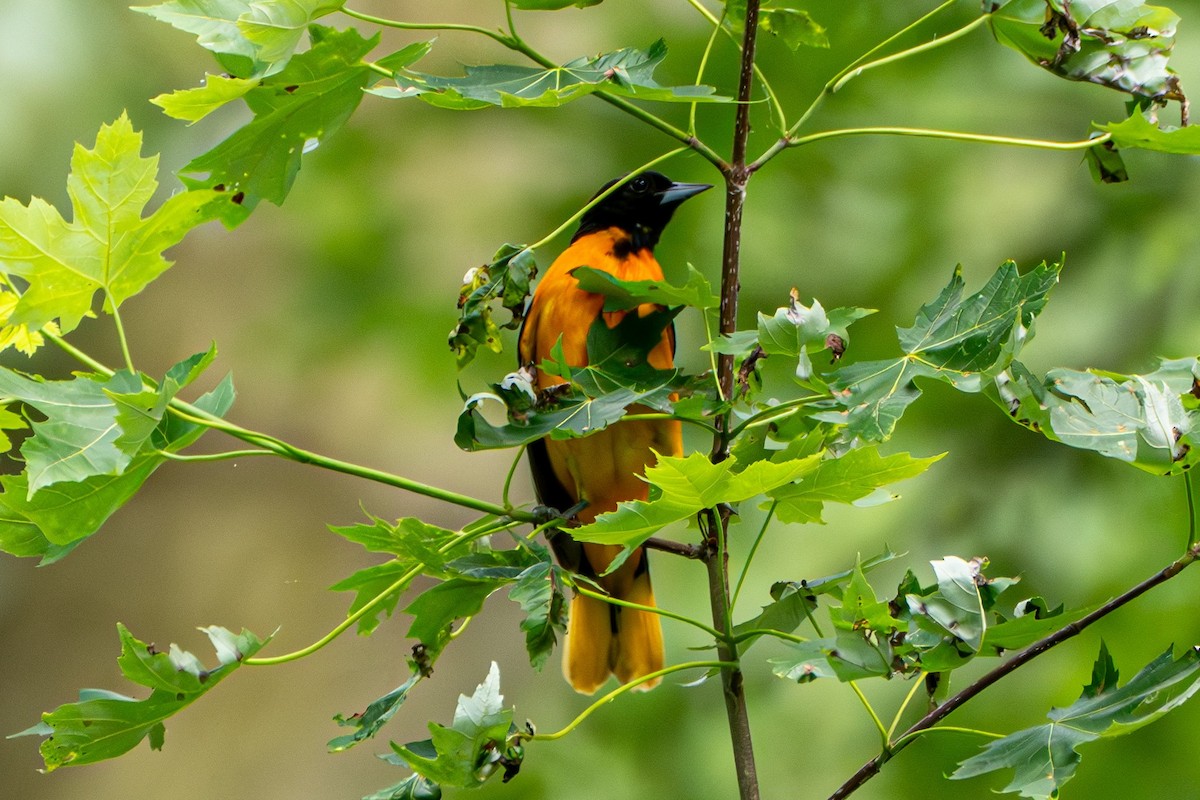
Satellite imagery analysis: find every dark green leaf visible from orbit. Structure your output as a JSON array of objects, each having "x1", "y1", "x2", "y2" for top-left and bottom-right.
[
  {"x1": 1084, "y1": 139, "x2": 1129, "y2": 183},
  {"x1": 761, "y1": 8, "x2": 829, "y2": 50},
  {"x1": 732, "y1": 584, "x2": 817, "y2": 653},
  {"x1": 13, "y1": 623, "x2": 267, "y2": 770},
  {"x1": 769, "y1": 547, "x2": 901, "y2": 600},
  {"x1": 375, "y1": 40, "x2": 728, "y2": 109},
  {"x1": 953, "y1": 644, "x2": 1200, "y2": 798},
  {"x1": 509, "y1": 561, "x2": 568, "y2": 670},
  {"x1": 177, "y1": 26, "x2": 377, "y2": 221},
  {"x1": 571, "y1": 263, "x2": 718, "y2": 311},
  {"x1": 363, "y1": 774, "x2": 443, "y2": 800},
  {"x1": 404, "y1": 579, "x2": 505, "y2": 663},
  {"x1": 330, "y1": 673, "x2": 421, "y2": 752}
]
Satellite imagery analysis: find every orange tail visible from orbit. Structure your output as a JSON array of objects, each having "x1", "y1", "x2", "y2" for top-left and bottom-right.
[{"x1": 563, "y1": 546, "x2": 664, "y2": 695}]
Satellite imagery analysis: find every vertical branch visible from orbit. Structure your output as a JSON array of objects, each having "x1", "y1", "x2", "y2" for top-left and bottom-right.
[{"x1": 706, "y1": 3, "x2": 763, "y2": 800}]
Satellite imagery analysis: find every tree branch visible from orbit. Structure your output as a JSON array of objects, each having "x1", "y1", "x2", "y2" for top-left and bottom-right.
[
  {"x1": 706, "y1": 2, "x2": 764, "y2": 798},
  {"x1": 827, "y1": 541, "x2": 1200, "y2": 799}
]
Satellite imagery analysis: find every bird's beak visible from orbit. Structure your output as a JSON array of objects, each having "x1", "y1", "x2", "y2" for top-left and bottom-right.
[{"x1": 658, "y1": 181, "x2": 712, "y2": 206}]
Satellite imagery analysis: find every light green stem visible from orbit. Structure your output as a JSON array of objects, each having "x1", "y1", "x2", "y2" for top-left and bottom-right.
[
  {"x1": 531, "y1": 660, "x2": 737, "y2": 740},
  {"x1": 575, "y1": 584, "x2": 727, "y2": 642},
  {"x1": 527, "y1": 147, "x2": 690, "y2": 252},
  {"x1": 727, "y1": 394, "x2": 830, "y2": 439},
  {"x1": 689, "y1": 5, "x2": 726, "y2": 136},
  {"x1": 683, "y1": 0, "x2": 787, "y2": 133},
  {"x1": 789, "y1": 127, "x2": 1112, "y2": 152},
  {"x1": 502, "y1": 444, "x2": 527, "y2": 511},
  {"x1": 47, "y1": 332, "x2": 535, "y2": 523},
  {"x1": 729, "y1": 627, "x2": 806, "y2": 646},
  {"x1": 886, "y1": 672, "x2": 926, "y2": 741},
  {"x1": 156, "y1": 448, "x2": 275, "y2": 462},
  {"x1": 731, "y1": 500, "x2": 776, "y2": 612},
  {"x1": 850, "y1": 680, "x2": 890, "y2": 750},
  {"x1": 108, "y1": 304, "x2": 136, "y2": 374},
  {"x1": 245, "y1": 522, "x2": 516, "y2": 666},
  {"x1": 341, "y1": 7, "x2": 510, "y2": 44},
  {"x1": 1186, "y1": 472, "x2": 1196, "y2": 548},
  {"x1": 621, "y1": 412, "x2": 719, "y2": 435},
  {"x1": 890, "y1": 725, "x2": 1006, "y2": 750}
]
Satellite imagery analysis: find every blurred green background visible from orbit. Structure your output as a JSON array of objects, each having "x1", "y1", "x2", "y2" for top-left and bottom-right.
[{"x1": 2, "y1": 1, "x2": 1199, "y2": 798}]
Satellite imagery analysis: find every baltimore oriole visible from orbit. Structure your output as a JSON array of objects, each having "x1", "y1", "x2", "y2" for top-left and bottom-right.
[{"x1": 518, "y1": 171, "x2": 710, "y2": 694}]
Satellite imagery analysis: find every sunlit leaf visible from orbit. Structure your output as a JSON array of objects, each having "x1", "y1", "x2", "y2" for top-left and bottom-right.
[
  {"x1": 572, "y1": 263, "x2": 718, "y2": 311},
  {"x1": 0, "y1": 375, "x2": 234, "y2": 561},
  {"x1": 150, "y1": 73, "x2": 258, "y2": 123},
  {"x1": 132, "y1": 0, "x2": 345, "y2": 77},
  {"x1": 0, "y1": 114, "x2": 228, "y2": 333},
  {"x1": 572, "y1": 452, "x2": 819, "y2": 548},
  {"x1": 761, "y1": 8, "x2": 829, "y2": 50},
  {"x1": 768, "y1": 447, "x2": 942, "y2": 524}
]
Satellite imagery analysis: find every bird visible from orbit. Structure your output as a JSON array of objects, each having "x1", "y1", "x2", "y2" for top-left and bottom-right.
[{"x1": 518, "y1": 171, "x2": 710, "y2": 694}]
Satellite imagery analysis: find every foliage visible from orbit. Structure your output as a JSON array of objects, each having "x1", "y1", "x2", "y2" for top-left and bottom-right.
[{"x1": 3, "y1": 2, "x2": 1200, "y2": 800}]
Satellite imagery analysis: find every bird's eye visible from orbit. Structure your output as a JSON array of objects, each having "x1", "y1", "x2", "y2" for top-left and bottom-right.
[{"x1": 629, "y1": 176, "x2": 650, "y2": 193}]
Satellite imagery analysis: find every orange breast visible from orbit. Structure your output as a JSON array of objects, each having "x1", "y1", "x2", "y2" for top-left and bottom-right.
[{"x1": 519, "y1": 227, "x2": 683, "y2": 525}]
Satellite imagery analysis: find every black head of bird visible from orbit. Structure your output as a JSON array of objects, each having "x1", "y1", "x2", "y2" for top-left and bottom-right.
[{"x1": 573, "y1": 171, "x2": 712, "y2": 252}]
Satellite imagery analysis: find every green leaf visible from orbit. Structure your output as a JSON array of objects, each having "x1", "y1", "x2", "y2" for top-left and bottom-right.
[
  {"x1": 0, "y1": 349, "x2": 215, "y2": 496},
  {"x1": 1084, "y1": 139, "x2": 1129, "y2": 183},
  {"x1": 509, "y1": 561, "x2": 568, "y2": 670},
  {"x1": 953, "y1": 644, "x2": 1200, "y2": 798},
  {"x1": 150, "y1": 73, "x2": 258, "y2": 123},
  {"x1": 906, "y1": 556, "x2": 986, "y2": 653},
  {"x1": 1097, "y1": 111, "x2": 1200, "y2": 154},
  {"x1": 761, "y1": 8, "x2": 829, "y2": 50},
  {"x1": 571, "y1": 263, "x2": 718, "y2": 311},
  {"x1": 993, "y1": 357, "x2": 1199, "y2": 474},
  {"x1": 392, "y1": 662, "x2": 515, "y2": 788},
  {"x1": 769, "y1": 547, "x2": 902, "y2": 600},
  {"x1": 377, "y1": 40, "x2": 728, "y2": 109},
  {"x1": 132, "y1": 0, "x2": 345, "y2": 77},
  {"x1": 0, "y1": 114, "x2": 229, "y2": 333},
  {"x1": 177, "y1": 26, "x2": 377, "y2": 220},
  {"x1": 768, "y1": 447, "x2": 942, "y2": 524},
  {"x1": 13, "y1": 623, "x2": 267, "y2": 770},
  {"x1": 404, "y1": 579, "x2": 505, "y2": 663},
  {"x1": 0, "y1": 374, "x2": 234, "y2": 560},
  {"x1": 816, "y1": 260, "x2": 1059, "y2": 440},
  {"x1": 572, "y1": 452, "x2": 819, "y2": 548},
  {"x1": 330, "y1": 673, "x2": 421, "y2": 752},
  {"x1": 450, "y1": 244, "x2": 537, "y2": 367},
  {"x1": 330, "y1": 516, "x2": 470, "y2": 635},
  {"x1": 989, "y1": 0, "x2": 1183, "y2": 101},
  {"x1": 983, "y1": 598, "x2": 1093, "y2": 652},
  {"x1": 733, "y1": 583, "x2": 817, "y2": 653}
]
